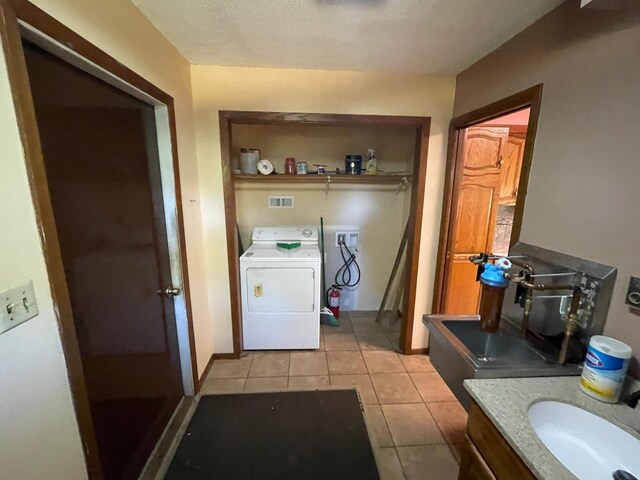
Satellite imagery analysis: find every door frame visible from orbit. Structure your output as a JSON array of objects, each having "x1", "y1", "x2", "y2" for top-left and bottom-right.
[
  {"x1": 0, "y1": 1, "x2": 199, "y2": 477},
  {"x1": 219, "y1": 111, "x2": 431, "y2": 356},
  {"x1": 432, "y1": 84, "x2": 544, "y2": 313}
]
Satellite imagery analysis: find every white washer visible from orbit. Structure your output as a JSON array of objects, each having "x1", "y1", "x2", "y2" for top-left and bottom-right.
[{"x1": 240, "y1": 226, "x2": 321, "y2": 350}]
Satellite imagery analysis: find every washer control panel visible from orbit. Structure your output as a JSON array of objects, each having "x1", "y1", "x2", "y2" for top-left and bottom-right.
[{"x1": 252, "y1": 226, "x2": 318, "y2": 244}]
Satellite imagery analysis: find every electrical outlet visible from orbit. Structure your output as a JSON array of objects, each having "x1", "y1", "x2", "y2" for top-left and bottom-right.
[
  {"x1": 1, "y1": 280, "x2": 39, "y2": 335},
  {"x1": 626, "y1": 276, "x2": 640, "y2": 309},
  {"x1": 336, "y1": 231, "x2": 359, "y2": 247}
]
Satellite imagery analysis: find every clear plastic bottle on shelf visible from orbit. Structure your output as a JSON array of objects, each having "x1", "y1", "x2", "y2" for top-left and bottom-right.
[{"x1": 365, "y1": 148, "x2": 377, "y2": 175}]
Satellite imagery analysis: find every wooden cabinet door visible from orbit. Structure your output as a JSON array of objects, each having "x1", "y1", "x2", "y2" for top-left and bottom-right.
[
  {"x1": 459, "y1": 435, "x2": 497, "y2": 480},
  {"x1": 463, "y1": 402, "x2": 537, "y2": 480},
  {"x1": 499, "y1": 133, "x2": 526, "y2": 204},
  {"x1": 442, "y1": 127, "x2": 508, "y2": 314}
]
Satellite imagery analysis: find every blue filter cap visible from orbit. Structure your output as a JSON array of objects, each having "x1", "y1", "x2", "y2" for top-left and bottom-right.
[{"x1": 479, "y1": 263, "x2": 509, "y2": 288}]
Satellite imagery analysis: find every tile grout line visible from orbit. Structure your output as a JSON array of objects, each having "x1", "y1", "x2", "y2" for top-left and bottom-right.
[
  {"x1": 407, "y1": 371, "x2": 458, "y2": 452},
  {"x1": 241, "y1": 353, "x2": 252, "y2": 391},
  {"x1": 207, "y1": 314, "x2": 458, "y2": 476},
  {"x1": 392, "y1": 446, "x2": 409, "y2": 480}
]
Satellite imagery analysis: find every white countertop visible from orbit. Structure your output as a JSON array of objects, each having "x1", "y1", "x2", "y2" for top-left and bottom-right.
[{"x1": 464, "y1": 376, "x2": 640, "y2": 480}]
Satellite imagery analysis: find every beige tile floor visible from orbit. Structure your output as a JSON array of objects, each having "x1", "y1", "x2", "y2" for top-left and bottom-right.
[{"x1": 200, "y1": 311, "x2": 466, "y2": 480}]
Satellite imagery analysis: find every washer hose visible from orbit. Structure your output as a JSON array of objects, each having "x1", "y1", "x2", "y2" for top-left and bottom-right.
[{"x1": 335, "y1": 240, "x2": 361, "y2": 288}]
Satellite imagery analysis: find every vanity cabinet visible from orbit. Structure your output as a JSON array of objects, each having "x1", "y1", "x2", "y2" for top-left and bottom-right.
[{"x1": 459, "y1": 401, "x2": 536, "y2": 480}]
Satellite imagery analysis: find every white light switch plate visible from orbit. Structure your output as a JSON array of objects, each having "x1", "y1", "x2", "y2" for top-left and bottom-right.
[{"x1": 0, "y1": 280, "x2": 39, "y2": 335}]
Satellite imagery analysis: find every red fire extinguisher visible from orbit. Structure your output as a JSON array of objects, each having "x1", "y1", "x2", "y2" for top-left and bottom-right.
[{"x1": 328, "y1": 285, "x2": 342, "y2": 319}]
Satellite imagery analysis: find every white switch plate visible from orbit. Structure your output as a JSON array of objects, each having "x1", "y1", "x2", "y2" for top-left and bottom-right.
[{"x1": 0, "y1": 280, "x2": 39, "y2": 335}]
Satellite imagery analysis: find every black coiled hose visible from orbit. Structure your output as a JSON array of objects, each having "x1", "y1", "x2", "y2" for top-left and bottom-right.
[{"x1": 334, "y1": 240, "x2": 361, "y2": 288}]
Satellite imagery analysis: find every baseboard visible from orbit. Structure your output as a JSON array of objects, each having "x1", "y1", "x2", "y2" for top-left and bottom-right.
[
  {"x1": 197, "y1": 354, "x2": 216, "y2": 391},
  {"x1": 139, "y1": 396, "x2": 197, "y2": 480},
  {"x1": 212, "y1": 352, "x2": 239, "y2": 360},
  {"x1": 197, "y1": 352, "x2": 241, "y2": 392},
  {"x1": 409, "y1": 347, "x2": 429, "y2": 355}
]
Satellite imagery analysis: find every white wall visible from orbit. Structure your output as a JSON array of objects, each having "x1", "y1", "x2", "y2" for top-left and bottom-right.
[
  {"x1": 0, "y1": 0, "x2": 210, "y2": 478},
  {"x1": 191, "y1": 65, "x2": 456, "y2": 352}
]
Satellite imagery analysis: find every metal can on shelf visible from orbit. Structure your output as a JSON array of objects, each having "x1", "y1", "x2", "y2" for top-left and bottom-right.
[
  {"x1": 296, "y1": 161, "x2": 308, "y2": 174},
  {"x1": 345, "y1": 154, "x2": 362, "y2": 174}
]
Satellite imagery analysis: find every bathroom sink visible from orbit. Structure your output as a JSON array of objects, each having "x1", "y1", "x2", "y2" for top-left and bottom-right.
[{"x1": 528, "y1": 401, "x2": 640, "y2": 480}]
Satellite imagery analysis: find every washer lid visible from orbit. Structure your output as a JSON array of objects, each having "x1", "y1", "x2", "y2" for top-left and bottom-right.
[
  {"x1": 251, "y1": 226, "x2": 318, "y2": 244},
  {"x1": 241, "y1": 245, "x2": 320, "y2": 260}
]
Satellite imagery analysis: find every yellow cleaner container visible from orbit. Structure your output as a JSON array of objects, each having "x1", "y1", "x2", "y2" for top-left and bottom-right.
[{"x1": 579, "y1": 335, "x2": 632, "y2": 403}]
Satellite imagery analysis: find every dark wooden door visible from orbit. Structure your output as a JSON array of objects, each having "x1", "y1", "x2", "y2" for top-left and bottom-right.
[
  {"x1": 23, "y1": 41, "x2": 183, "y2": 480},
  {"x1": 442, "y1": 127, "x2": 508, "y2": 314}
]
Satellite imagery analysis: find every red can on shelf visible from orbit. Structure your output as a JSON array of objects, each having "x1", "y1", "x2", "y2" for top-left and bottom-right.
[{"x1": 284, "y1": 157, "x2": 297, "y2": 175}]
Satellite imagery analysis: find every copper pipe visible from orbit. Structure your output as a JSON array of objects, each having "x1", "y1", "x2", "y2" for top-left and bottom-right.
[
  {"x1": 508, "y1": 259, "x2": 535, "y2": 338},
  {"x1": 503, "y1": 276, "x2": 575, "y2": 291},
  {"x1": 510, "y1": 258, "x2": 535, "y2": 275},
  {"x1": 521, "y1": 293, "x2": 532, "y2": 339},
  {"x1": 559, "y1": 287, "x2": 582, "y2": 364},
  {"x1": 468, "y1": 254, "x2": 581, "y2": 346}
]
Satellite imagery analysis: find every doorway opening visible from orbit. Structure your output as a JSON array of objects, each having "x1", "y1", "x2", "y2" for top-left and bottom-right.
[
  {"x1": 219, "y1": 111, "x2": 431, "y2": 356},
  {"x1": 433, "y1": 85, "x2": 543, "y2": 315}
]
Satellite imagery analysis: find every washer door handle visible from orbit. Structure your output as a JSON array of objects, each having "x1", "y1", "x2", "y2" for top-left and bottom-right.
[{"x1": 254, "y1": 284, "x2": 263, "y2": 297}]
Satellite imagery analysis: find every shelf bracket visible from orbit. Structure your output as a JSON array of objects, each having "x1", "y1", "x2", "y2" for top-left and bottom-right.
[{"x1": 396, "y1": 176, "x2": 410, "y2": 196}]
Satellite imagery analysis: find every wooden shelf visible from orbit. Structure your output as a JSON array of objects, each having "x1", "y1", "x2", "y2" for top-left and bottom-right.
[{"x1": 233, "y1": 173, "x2": 412, "y2": 184}]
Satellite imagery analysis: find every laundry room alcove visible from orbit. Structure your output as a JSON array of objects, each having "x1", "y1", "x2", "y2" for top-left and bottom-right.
[{"x1": 219, "y1": 111, "x2": 431, "y2": 356}]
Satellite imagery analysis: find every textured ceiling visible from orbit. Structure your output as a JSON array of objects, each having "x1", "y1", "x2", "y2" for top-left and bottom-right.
[{"x1": 131, "y1": 0, "x2": 564, "y2": 74}]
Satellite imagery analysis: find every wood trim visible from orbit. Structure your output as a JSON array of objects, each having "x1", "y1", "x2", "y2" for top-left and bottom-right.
[
  {"x1": 9, "y1": 0, "x2": 171, "y2": 105},
  {"x1": 197, "y1": 354, "x2": 215, "y2": 391},
  {"x1": 196, "y1": 352, "x2": 243, "y2": 392},
  {"x1": 510, "y1": 88, "x2": 542, "y2": 249},
  {"x1": 219, "y1": 112, "x2": 244, "y2": 357},
  {"x1": 408, "y1": 347, "x2": 429, "y2": 355},
  {"x1": 432, "y1": 84, "x2": 543, "y2": 314},
  {"x1": 234, "y1": 173, "x2": 412, "y2": 185},
  {"x1": 219, "y1": 110, "x2": 429, "y2": 128},
  {"x1": 0, "y1": 1, "x2": 103, "y2": 477},
  {"x1": 220, "y1": 111, "x2": 431, "y2": 356},
  {"x1": 466, "y1": 401, "x2": 536, "y2": 479},
  {"x1": 431, "y1": 125, "x2": 460, "y2": 314},
  {"x1": 460, "y1": 434, "x2": 498, "y2": 480},
  {"x1": 451, "y1": 85, "x2": 543, "y2": 129},
  {"x1": 484, "y1": 124, "x2": 528, "y2": 134},
  {"x1": 212, "y1": 352, "x2": 239, "y2": 360},
  {"x1": 400, "y1": 118, "x2": 431, "y2": 354},
  {"x1": 2, "y1": 1, "x2": 201, "y2": 477},
  {"x1": 14, "y1": 1, "x2": 199, "y2": 385}
]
